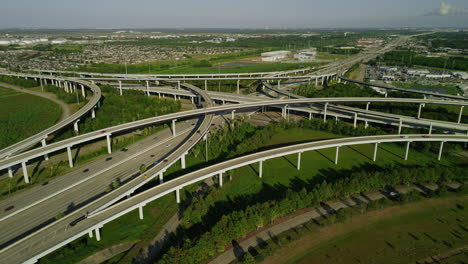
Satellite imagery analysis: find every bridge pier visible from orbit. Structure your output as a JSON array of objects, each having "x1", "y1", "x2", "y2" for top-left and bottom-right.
[
  {"x1": 366, "y1": 102, "x2": 370, "y2": 111},
  {"x1": 119, "y1": 81, "x2": 122, "y2": 96},
  {"x1": 321, "y1": 77, "x2": 324, "y2": 86},
  {"x1": 438, "y1": 142, "x2": 445, "y2": 161},
  {"x1": 335, "y1": 146, "x2": 340, "y2": 165},
  {"x1": 277, "y1": 80, "x2": 281, "y2": 89},
  {"x1": 353, "y1": 113, "x2": 358, "y2": 128},
  {"x1": 175, "y1": 188, "x2": 180, "y2": 204},
  {"x1": 41, "y1": 138, "x2": 49, "y2": 160},
  {"x1": 323, "y1": 103, "x2": 329, "y2": 122},
  {"x1": 237, "y1": 80, "x2": 240, "y2": 94},
  {"x1": 146, "y1": 81, "x2": 150, "y2": 96},
  {"x1": 297, "y1": 152, "x2": 301, "y2": 170},
  {"x1": 8, "y1": 167, "x2": 13, "y2": 178},
  {"x1": 418, "y1": 104, "x2": 423, "y2": 119},
  {"x1": 181, "y1": 154, "x2": 186, "y2": 169},
  {"x1": 405, "y1": 141, "x2": 410, "y2": 160},
  {"x1": 106, "y1": 134, "x2": 112, "y2": 154},
  {"x1": 177, "y1": 81, "x2": 181, "y2": 90},
  {"x1": 309, "y1": 112, "x2": 313, "y2": 120},
  {"x1": 259, "y1": 160, "x2": 263, "y2": 178},
  {"x1": 22, "y1": 161, "x2": 29, "y2": 183},
  {"x1": 205, "y1": 80, "x2": 208, "y2": 91},
  {"x1": 95, "y1": 227, "x2": 101, "y2": 241},
  {"x1": 74, "y1": 120, "x2": 79, "y2": 133},
  {"x1": 398, "y1": 120, "x2": 403, "y2": 134},
  {"x1": 219, "y1": 172, "x2": 223, "y2": 187},
  {"x1": 139, "y1": 205, "x2": 144, "y2": 220},
  {"x1": 67, "y1": 146, "x2": 74, "y2": 168},
  {"x1": 91, "y1": 108, "x2": 96, "y2": 119},
  {"x1": 88, "y1": 230, "x2": 93, "y2": 238},
  {"x1": 172, "y1": 119, "x2": 177, "y2": 137},
  {"x1": 429, "y1": 123, "x2": 433, "y2": 134},
  {"x1": 231, "y1": 110, "x2": 236, "y2": 120},
  {"x1": 458, "y1": 106, "x2": 464, "y2": 124},
  {"x1": 158, "y1": 172, "x2": 164, "y2": 184},
  {"x1": 81, "y1": 84, "x2": 86, "y2": 98},
  {"x1": 373, "y1": 143, "x2": 379, "y2": 161}
]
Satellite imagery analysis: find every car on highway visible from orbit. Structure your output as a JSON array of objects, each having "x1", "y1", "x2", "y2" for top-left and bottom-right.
[
  {"x1": 400, "y1": 135, "x2": 409, "y2": 139},
  {"x1": 166, "y1": 144, "x2": 171, "y2": 147},
  {"x1": 4, "y1": 205, "x2": 14, "y2": 212},
  {"x1": 69, "y1": 212, "x2": 89, "y2": 227},
  {"x1": 105, "y1": 157, "x2": 113, "y2": 161},
  {"x1": 422, "y1": 135, "x2": 430, "y2": 138},
  {"x1": 153, "y1": 161, "x2": 159, "y2": 165},
  {"x1": 100, "y1": 130, "x2": 107, "y2": 134},
  {"x1": 163, "y1": 159, "x2": 168, "y2": 162},
  {"x1": 83, "y1": 168, "x2": 89, "y2": 173},
  {"x1": 121, "y1": 148, "x2": 128, "y2": 152}
]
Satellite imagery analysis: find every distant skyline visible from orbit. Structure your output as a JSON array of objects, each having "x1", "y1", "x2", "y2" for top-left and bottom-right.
[{"x1": 0, "y1": 0, "x2": 467, "y2": 29}]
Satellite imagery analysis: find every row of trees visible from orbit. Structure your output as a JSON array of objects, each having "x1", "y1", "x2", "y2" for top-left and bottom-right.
[
  {"x1": 0, "y1": 75, "x2": 38, "y2": 88},
  {"x1": 370, "y1": 50, "x2": 468, "y2": 71},
  {"x1": 158, "y1": 165, "x2": 467, "y2": 264},
  {"x1": 53, "y1": 85, "x2": 181, "y2": 141}
]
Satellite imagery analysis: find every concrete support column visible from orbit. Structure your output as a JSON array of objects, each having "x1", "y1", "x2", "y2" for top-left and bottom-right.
[
  {"x1": 175, "y1": 188, "x2": 180, "y2": 204},
  {"x1": 373, "y1": 143, "x2": 379, "y2": 162},
  {"x1": 309, "y1": 112, "x2": 312, "y2": 120},
  {"x1": 297, "y1": 152, "x2": 301, "y2": 170},
  {"x1": 323, "y1": 103, "x2": 329, "y2": 122},
  {"x1": 8, "y1": 167, "x2": 13, "y2": 178},
  {"x1": 67, "y1": 146, "x2": 74, "y2": 168},
  {"x1": 353, "y1": 113, "x2": 358, "y2": 128},
  {"x1": 181, "y1": 154, "x2": 186, "y2": 169},
  {"x1": 366, "y1": 102, "x2": 370, "y2": 111},
  {"x1": 22, "y1": 161, "x2": 29, "y2": 183},
  {"x1": 177, "y1": 81, "x2": 181, "y2": 90},
  {"x1": 237, "y1": 80, "x2": 240, "y2": 94},
  {"x1": 146, "y1": 81, "x2": 150, "y2": 96},
  {"x1": 335, "y1": 146, "x2": 340, "y2": 165},
  {"x1": 106, "y1": 134, "x2": 112, "y2": 154},
  {"x1": 429, "y1": 123, "x2": 433, "y2": 135},
  {"x1": 438, "y1": 141, "x2": 445, "y2": 161},
  {"x1": 172, "y1": 119, "x2": 176, "y2": 137},
  {"x1": 139, "y1": 205, "x2": 144, "y2": 220},
  {"x1": 398, "y1": 119, "x2": 403, "y2": 134},
  {"x1": 405, "y1": 141, "x2": 410, "y2": 161},
  {"x1": 159, "y1": 172, "x2": 164, "y2": 184},
  {"x1": 259, "y1": 160, "x2": 263, "y2": 178},
  {"x1": 458, "y1": 106, "x2": 464, "y2": 124},
  {"x1": 219, "y1": 172, "x2": 223, "y2": 187},
  {"x1": 321, "y1": 76, "x2": 324, "y2": 85},
  {"x1": 204, "y1": 80, "x2": 207, "y2": 91},
  {"x1": 95, "y1": 228, "x2": 101, "y2": 241},
  {"x1": 385, "y1": 91, "x2": 388, "y2": 98},
  {"x1": 91, "y1": 108, "x2": 96, "y2": 119},
  {"x1": 41, "y1": 139, "x2": 49, "y2": 160},
  {"x1": 119, "y1": 81, "x2": 122, "y2": 96},
  {"x1": 231, "y1": 110, "x2": 236, "y2": 120},
  {"x1": 277, "y1": 80, "x2": 281, "y2": 89},
  {"x1": 315, "y1": 77, "x2": 318, "y2": 86},
  {"x1": 417, "y1": 104, "x2": 423, "y2": 119},
  {"x1": 88, "y1": 230, "x2": 93, "y2": 238},
  {"x1": 81, "y1": 84, "x2": 85, "y2": 98},
  {"x1": 74, "y1": 120, "x2": 79, "y2": 133}
]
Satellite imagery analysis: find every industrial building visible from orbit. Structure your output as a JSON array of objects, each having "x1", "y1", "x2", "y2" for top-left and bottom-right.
[
  {"x1": 261, "y1": 50, "x2": 291, "y2": 62},
  {"x1": 294, "y1": 48, "x2": 317, "y2": 61}
]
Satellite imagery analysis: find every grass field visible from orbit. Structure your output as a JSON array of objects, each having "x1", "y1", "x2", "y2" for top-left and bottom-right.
[
  {"x1": 39, "y1": 125, "x2": 468, "y2": 264},
  {"x1": 0, "y1": 87, "x2": 61, "y2": 149},
  {"x1": 263, "y1": 195, "x2": 468, "y2": 264}
]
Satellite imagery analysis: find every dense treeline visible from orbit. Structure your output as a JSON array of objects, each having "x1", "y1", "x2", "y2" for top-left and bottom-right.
[
  {"x1": 54, "y1": 85, "x2": 181, "y2": 140},
  {"x1": 370, "y1": 50, "x2": 468, "y2": 71},
  {"x1": 0, "y1": 75, "x2": 38, "y2": 88},
  {"x1": 416, "y1": 32, "x2": 468, "y2": 50},
  {"x1": 292, "y1": 82, "x2": 379, "y2": 98},
  {"x1": 158, "y1": 165, "x2": 467, "y2": 264}
]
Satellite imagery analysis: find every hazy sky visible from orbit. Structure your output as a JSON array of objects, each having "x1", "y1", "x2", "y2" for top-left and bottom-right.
[{"x1": 1, "y1": 0, "x2": 467, "y2": 29}]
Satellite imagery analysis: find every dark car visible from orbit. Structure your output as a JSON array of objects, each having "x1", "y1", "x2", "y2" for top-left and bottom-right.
[
  {"x1": 4, "y1": 205, "x2": 14, "y2": 212},
  {"x1": 105, "y1": 157, "x2": 113, "y2": 161},
  {"x1": 83, "y1": 168, "x2": 89, "y2": 173},
  {"x1": 100, "y1": 130, "x2": 107, "y2": 134},
  {"x1": 163, "y1": 159, "x2": 169, "y2": 162},
  {"x1": 121, "y1": 148, "x2": 128, "y2": 152},
  {"x1": 422, "y1": 135, "x2": 430, "y2": 138}
]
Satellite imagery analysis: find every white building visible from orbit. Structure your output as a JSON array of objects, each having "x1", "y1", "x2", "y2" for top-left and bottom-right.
[
  {"x1": 453, "y1": 72, "x2": 468, "y2": 80},
  {"x1": 294, "y1": 48, "x2": 317, "y2": 61},
  {"x1": 261, "y1": 50, "x2": 291, "y2": 62},
  {"x1": 0, "y1": 39, "x2": 12, "y2": 45},
  {"x1": 426, "y1": 74, "x2": 451, "y2": 79},
  {"x1": 51, "y1": 38, "x2": 67, "y2": 44}
]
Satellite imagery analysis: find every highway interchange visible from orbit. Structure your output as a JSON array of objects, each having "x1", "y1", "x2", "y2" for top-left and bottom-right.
[{"x1": 0, "y1": 33, "x2": 467, "y2": 264}]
